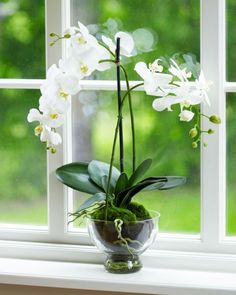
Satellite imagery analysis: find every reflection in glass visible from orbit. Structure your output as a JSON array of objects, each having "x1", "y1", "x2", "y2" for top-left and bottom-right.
[
  {"x1": 0, "y1": 0, "x2": 45, "y2": 78},
  {"x1": 0, "y1": 90, "x2": 47, "y2": 225},
  {"x1": 226, "y1": 94, "x2": 236, "y2": 235},
  {"x1": 71, "y1": 91, "x2": 200, "y2": 233}
]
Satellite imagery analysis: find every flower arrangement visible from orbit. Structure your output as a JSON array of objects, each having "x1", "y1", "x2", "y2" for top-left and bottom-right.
[{"x1": 27, "y1": 21, "x2": 220, "y2": 226}]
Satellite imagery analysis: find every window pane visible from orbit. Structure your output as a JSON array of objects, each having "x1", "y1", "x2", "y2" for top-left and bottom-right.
[
  {"x1": 70, "y1": 0, "x2": 200, "y2": 80},
  {"x1": 226, "y1": 93, "x2": 236, "y2": 235},
  {"x1": 70, "y1": 91, "x2": 200, "y2": 233},
  {"x1": 0, "y1": 89, "x2": 47, "y2": 226},
  {"x1": 226, "y1": 0, "x2": 236, "y2": 81},
  {"x1": 0, "y1": 0, "x2": 45, "y2": 78}
]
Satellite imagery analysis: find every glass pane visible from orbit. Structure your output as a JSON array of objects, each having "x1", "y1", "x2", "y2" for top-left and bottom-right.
[
  {"x1": 227, "y1": 0, "x2": 236, "y2": 81},
  {"x1": 70, "y1": 91, "x2": 200, "y2": 233},
  {"x1": 226, "y1": 93, "x2": 236, "y2": 235},
  {"x1": 70, "y1": 0, "x2": 200, "y2": 80},
  {"x1": 0, "y1": 89, "x2": 47, "y2": 225},
  {"x1": 0, "y1": 0, "x2": 45, "y2": 78}
]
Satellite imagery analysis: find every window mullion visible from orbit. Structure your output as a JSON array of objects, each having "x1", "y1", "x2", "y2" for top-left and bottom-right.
[
  {"x1": 201, "y1": 0, "x2": 226, "y2": 249},
  {"x1": 46, "y1": 0, "x2": 70, "y2": 242}
]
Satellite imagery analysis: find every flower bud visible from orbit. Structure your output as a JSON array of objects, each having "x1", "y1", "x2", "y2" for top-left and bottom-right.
[
  {"x1": 49, "y1": 42, "x2": 55, "y2": 47},
  {"x1": 189, "y1": 127, "x2": 198, "y2": 138},
  {"x1": 49, "y1": 32, "x2": 56, "y2": 37},
  {"x1": 203, "y1": 142, "x2": 208, "y2": 147},
  {"x1": 64, "y1": 33, "x2": 71, "y2": 39},
  {"x1": 209, "y1": 115, "x2": 221, "y2": 124},
  {"x1": 207, "y1": 129, "x2": 214, "y2": 134},
  {"x1": 50, "y1": 148, "x2": 57, "y2": 154},
  {"x1": 192, "y1": 141, "x2": 198, "y2": 149}
]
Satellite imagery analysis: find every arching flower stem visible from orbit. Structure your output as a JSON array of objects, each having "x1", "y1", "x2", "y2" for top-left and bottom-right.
[{"x1": 104, "y1": 82, "x2": 144, "y2": 220}]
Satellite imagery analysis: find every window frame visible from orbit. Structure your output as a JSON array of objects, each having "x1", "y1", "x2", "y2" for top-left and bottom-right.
[{"x1": 0, "y1": 0, "x2": 236, "y2": 267}]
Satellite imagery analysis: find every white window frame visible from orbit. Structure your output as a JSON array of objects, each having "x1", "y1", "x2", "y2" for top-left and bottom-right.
[{"x1": 0, "y1": 0, "x2": 236, "y2": 272}]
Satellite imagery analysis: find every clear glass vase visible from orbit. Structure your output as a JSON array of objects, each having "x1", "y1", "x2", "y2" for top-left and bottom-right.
[{"x1": 87, "y1": 211, "x2": 160, "y2": 273}]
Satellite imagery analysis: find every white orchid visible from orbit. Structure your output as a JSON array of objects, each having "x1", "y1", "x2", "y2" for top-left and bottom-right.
[
  {"x1": 194, "y1": 70, "x2": 212, "y2": 106},
  {"x1": 28, "y1": 20, "x2": 216, "y2": 152},
  {"x1": 41, "y1": 64, "x2": 80, "y2": 97},
  {"x1": 40, "y1": 126, "x2": 62, "y2": 146},
  {"x1": 69, "y1": 21, "x2": 99, "y2": 55},
  {"x1": 27, "y1": 107, "x2": 64, "y2": 129},
  {"x1": 102, "y1": 31, "x2": 134, "y2": 57},
  {"x1": 134, "y1": 61, "x2": 173, "y2": 96},
  {"x1": 169, "y1": 58, "x2": 192, "y2": 82}
]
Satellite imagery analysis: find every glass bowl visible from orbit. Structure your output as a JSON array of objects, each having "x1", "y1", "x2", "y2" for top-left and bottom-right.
[{"x1": 87, "y1": 210, "x2": 160, "y2": 273}]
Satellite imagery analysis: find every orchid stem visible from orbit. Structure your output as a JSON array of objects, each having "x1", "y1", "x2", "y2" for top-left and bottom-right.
[
  {"x1": 120, "y1": 65, "x2": 136, "y2": 173},
  {"x1": 105, "y1": 82, "x2": 144, "y2": 220},
  {"x1": 116, "y1": 38, "x2": 124, "y2": 173}
]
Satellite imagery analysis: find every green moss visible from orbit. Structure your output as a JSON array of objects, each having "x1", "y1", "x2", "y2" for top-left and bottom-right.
[
  {"x1": 127, "y1": 202, "x2": 151, "y2": 220},
  {"x1": 91, "y1": 202, "x2": 151, "y2": 222},
  {"x1": 91, "y1": 205, "x2": 137, "y2": 222}
]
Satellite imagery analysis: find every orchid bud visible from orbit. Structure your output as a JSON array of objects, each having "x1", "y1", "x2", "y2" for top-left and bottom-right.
[
  {"x1": 192, "y1": 142, "x2": 198, "y2": 149},
  {"x1": 51, "y1": 148, "x2": 56, "y2": 154},
  {"x1": 209, "y1": 115, "x2": 221, "y2": 124},
  {"x1": 207, "y1": 129, "x2": 214, "y2": 134},
  {"x1": 64, "y1": 33, "x2": 71, "y2": 39},
  {"x1": 189, "y1": 127, "x2": 198, "y2": 138},
  {"x1": 49, "y1": 32, "x2": 56, "y2": 37}
]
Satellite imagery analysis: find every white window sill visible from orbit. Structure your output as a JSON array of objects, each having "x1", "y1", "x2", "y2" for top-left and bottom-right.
[{"x1": 0, "y1": 257, "x2": 236, "y2": 295}]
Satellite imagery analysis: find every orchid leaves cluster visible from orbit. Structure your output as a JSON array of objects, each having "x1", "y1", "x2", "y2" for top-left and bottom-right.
[
  {"x1": 55, "y1": 159, "x2": 186, "y2": 220},
  {"x1": 27, "y1": 20, "x2": 220, "y2": 153}
]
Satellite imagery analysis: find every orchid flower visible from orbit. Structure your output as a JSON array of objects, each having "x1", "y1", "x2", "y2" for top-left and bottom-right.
[
  {"x1": 102, "y1": 31, "x2": 134, "y2": 57},
  {"x1": 169, "y1": 58, "x2": 192, "y2": 82},
  {"x1": 28, "y1": 20, "x2": 217, "y2": 153},
  {"x1": 134, "y1": 61, "x2": 173, "y2": 96},
  {"x1": 27, "y1": 108, "x2": 62, "y2": 151}
]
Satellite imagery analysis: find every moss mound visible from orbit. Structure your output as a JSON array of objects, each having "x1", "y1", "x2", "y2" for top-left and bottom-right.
[
  {"x1": 91, "y1": 202, "x2": 151, "y2": 222},
  {"x1": 127, "y1": 202, "x2": 152, "y2": 220},
  {"x1": 91, "y1": 205, "x2": 137, "y2": 222}
]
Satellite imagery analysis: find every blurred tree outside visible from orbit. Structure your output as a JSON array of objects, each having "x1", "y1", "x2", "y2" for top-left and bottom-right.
[{"x1": 0, "y1": 0, "x2": 47, "y2": 224}]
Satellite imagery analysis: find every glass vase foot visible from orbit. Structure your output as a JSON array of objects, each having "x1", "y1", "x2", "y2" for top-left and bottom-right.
[{"x1": 104, "y1": 254, "x2": 142, "y2": 274}]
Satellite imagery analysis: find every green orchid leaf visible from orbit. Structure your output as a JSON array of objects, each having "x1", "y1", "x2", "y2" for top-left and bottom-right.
[
  {"x1": 101, "y1": 175, "x2": 114, "y2": 194},
  {"x1": 114, "y1": 172, "x2": 129, "y2": 196},
  {"x1": 88, "y1": 160, "x2": 120, "y2": 192},
  {"x1": 158, "y1": 176, "x2": 186, "y2": 190},
  {"x1": 75, "y1": 192, "x2": 106, "y2": 214},
  {"x1": 141, "y1": 176, "x2": 186, "y2": 191},
  {"x1": 117, "y1": 179, "x2": 167, "y2": 207},
  {"x1": 55, "y1": 162, "x2": 103, "y2": 194},
  {"x1": 101, "y1": 175, "x2": 108, "y2": 193},
  {"x1": 128, "y1": 158, "x2": 152, "y2": 186}
]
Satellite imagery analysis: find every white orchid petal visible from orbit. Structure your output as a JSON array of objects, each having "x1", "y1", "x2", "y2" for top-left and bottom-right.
[
  {"x1": 50, "y1": 131, "x2": 62, "y2": 145},
  {"x1": 101, "y1": 35, "x2": 116, "y2": 53},
  {"x1": 78, "y1": 21, "x2": 89, "y2": 36},
  {"x1": 134, "y1": 62, "x2": 152, "y2": 80},
  {"x1": 27, "y1": 108, "x2": 42, "y2": 123},
  {"x1": 179, "y1": 110, "x2": 195, "y2": 122},
  {"x1": 115, "y1": 31, "x2": 134, "y2": 56},
  {"x1": 152, "y1": 96, "x2": 176, "y2": 112}
]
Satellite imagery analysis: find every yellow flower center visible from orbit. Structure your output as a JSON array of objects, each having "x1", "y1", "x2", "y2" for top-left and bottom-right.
[
  {"x1": 34, "y1": 125, "x2": 43, "y2": 136},
  {"x1": 59, "y1": 90, "x2": 69, "y2": 99},
  {"x1": 50, "y1": 113, "x2": 59, "y2": 120},
  {"x1": 77, "y1": 36, "x2": 87, "y2": 45},
  {"x1": 80, "y1": 63, "x2": 89, "y2": 74}
]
